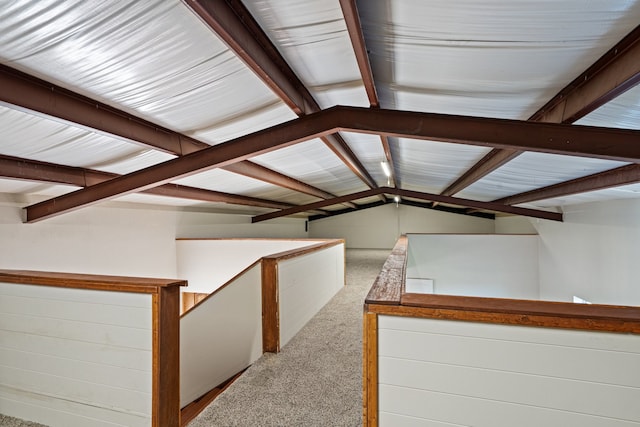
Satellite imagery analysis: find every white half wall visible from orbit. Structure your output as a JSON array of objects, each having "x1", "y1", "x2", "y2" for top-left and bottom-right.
[
  {"x1": 0, "y1": 282, "x2": 153, "y2": 427},
  {"x1": 180, "y1": 263, "x2": 263, "y2": 407},
  {"x1": 533, "y1": 198, "x2": 640, "y2": 306},
  {"x1": 378, "y1": 315, "x2": 640, "y2": 427},
  {"x1": 406, "y1": 234, "x2": 539, "y2": 299},
  {"x1": 309, "y1": 204, "x2": 494, "y2": 249},
  {"x1": 278, "y1": 243, "x2": 345, "y2": 347}
]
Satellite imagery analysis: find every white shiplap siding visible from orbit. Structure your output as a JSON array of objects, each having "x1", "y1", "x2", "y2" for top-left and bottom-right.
[
  {"x1": 0, "y1": 282, "x2": 153, "y2": 427},
  {"x1": 378, "y1": 315, "x2": 640, "y2": 426}
]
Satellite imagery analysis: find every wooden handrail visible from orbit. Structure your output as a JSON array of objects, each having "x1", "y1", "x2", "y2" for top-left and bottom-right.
[
  {"x1": 262, "y1": 239, "x2": 345, "y2": 261},
  {"x1": 364, "y1": 235, "x2": 407, "y2": 305},
  {"x1": 0, "y1": 269, "x2": 185, "y2": 293}
]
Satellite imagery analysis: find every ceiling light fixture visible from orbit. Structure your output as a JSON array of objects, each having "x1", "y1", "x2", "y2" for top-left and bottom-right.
[{"x1": 381, "y1": 161, "x2": 391, "y2": 177}]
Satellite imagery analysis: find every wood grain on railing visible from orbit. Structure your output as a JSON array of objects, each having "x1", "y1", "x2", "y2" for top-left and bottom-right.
[
  {"x1": 262, "y1": 256, "x2": 280, "y2": 353},
  {"x1": 262, "y1": 239, "x2": 345, "y2": 261},
  {"x1": 0, "y1": 269, "x2": 186, "y2": 293},
  {"x1": 364, "y1": 236, "x2": 406, "y2": 305},
  {"x1": 397, "y1": 293, "x2": 640, "y2": 333}
]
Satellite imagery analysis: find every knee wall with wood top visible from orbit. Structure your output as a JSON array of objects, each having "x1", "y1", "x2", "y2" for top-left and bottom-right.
[
  {"x1": 0, "y1": 238, "x2": 345, "y2": 426},
  {"x1": 179, "y1": 239, "x2": 345, "y2": 413},
  {"x1": 0, "y1": 270, "x2": 184, "y2": 427},
  {"x1": 363, "y1": 236, "x2": 640, "y2": 426}
]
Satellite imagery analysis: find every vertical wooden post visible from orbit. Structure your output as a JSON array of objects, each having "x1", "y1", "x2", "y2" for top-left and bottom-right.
[
  {"x1": 262, "y1": 258, "x2": 280, "y2": 353},
  {"x1": 363, "y1": 309, "x2": 378, "y2": 427},
  {"x1": 152, "y1": 286, "x2": 181, "y2": 427}
]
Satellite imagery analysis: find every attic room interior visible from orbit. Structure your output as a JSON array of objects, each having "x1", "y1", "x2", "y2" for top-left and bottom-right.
[{"x1": 0, "y1": 1, "x2": 639, "y2": 426}]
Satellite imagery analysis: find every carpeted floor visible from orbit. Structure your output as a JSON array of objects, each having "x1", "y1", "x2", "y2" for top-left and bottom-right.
[
  {"x1": 1, "y1": 248, "x2": 389, "y2": 427},
  {"x1": 0, "y1": 415, "x2": 47, "y2": 427},
  {"x1": 188, "y1": 248, "x2": 389, "y2": 427}
]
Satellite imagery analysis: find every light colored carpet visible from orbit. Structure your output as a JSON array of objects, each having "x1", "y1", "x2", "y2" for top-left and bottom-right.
[
  {"x1": 188, "y1": 248, "x2": 390, "y2": 427},
  {"x1": 0, "y1": 415, "x2": 47, "y2": 427},
  {"x1": 0, "y1": 248, "x2": 389, "y2": 427}
]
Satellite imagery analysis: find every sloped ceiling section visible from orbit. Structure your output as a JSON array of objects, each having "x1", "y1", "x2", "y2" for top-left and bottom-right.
[{"x1": 0, "y1": 0, "x2": 638, "y2": 224}]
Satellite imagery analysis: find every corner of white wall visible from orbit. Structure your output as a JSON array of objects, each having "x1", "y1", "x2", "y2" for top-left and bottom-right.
[{"x1": 494, "y1": 216, "x2": 537, "y2": 234}]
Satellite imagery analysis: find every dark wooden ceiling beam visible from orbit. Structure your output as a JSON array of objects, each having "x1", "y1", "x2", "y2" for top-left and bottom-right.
[
  {"x1": 24, "y1": 106, "x2": 640, "y2": 222},
  {"x1": 0, "y1": 154, "x2": 292, "y2": 210},
  {"x1": 25, "y1": 111, "x2": 330, "y2": 222},
  {"x1": 441, "y1": 149, "x2": 520, "y2": 196},
  {"x1": 0, "y1": 64, "x2": 207, "y2": 155},
  {"x1": 0, "y1": 64, "x2": 347, "y2": 205},
  {"x1": 532, "y1": 24, "x2": 640, "y2": 123},
  {"x1": 440, "y1": 24, "x2": 640, "y2": 196},
  {"x1": 494, "y1": 164, "x2": 640, "y2": 206},
  {"x1": 339, "y1": 0, "x2": 398, "y2": 189},
  {"x1": 334, "y1": 107, "x2": 640, "y2": 162},
  {"x1": 251, "y1": 186, "x2": 561, "y2": 223},
  {"x1": 185, "y1": 0, "x2": 378, "y2": 189},
  {"x1": 223, "y1": 161, "x2": 357, "y2": 209},
  {"x1": 308, "y1": 198, "x2": 494, "y2": 221},
  {"x1": 338, "y1": 0, "x2": 379, "y2": 107}
]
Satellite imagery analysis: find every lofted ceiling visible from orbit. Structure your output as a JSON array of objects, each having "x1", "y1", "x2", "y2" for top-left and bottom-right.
[{"x1": 0, "y1": 0, "x2": 639, "y2": 224}]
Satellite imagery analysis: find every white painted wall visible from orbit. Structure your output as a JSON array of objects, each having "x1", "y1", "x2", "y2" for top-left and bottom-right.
[
  {"x1": 0, "y1": 202, "x2": 178, "y2": 278},
  {"x1": 176, "y1": 239, "x2": 325, "y2": 294},
  {"x1": 0, "y1": 282, "x2": 153, "y2": 427},
  {"x1": 309, "y1": 204, "x2": 494, "y2": 249},
  {"x1": 278, "y1": 243, "x2": 345, "y2": 347},
  {"x1": 406, "y1": 234, "x2": 539, "y2": 299},
  {"x1": 0, "y1": 200, "x2": 307, "y2": 279},
  {"x1": 175, "y1": 210, "x2": 308, "y2": 239},
  {"x1": 533, "y1": 198, "x2": 640, "y2": 306},
  {"x1": 495, "y1": 215, "x2": 538, "y2": 234},
  {"x1": 180, "y1": 263, "x2": 263, "y2": 407},
  {"x1": 378, "y1": 315, "x2": 640, "y2": 427}
]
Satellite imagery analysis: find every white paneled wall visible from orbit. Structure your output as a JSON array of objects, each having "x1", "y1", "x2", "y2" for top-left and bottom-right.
[
  {"x1": 180, "y1": 264, "x2": 263, "y2": 407},
  {"x1": 0, "y1": 282, "x2": 153, "y2": 427},
  {"x1": 378, "y1": 315, "x2": 640, "y2": 427},
  {"x1": 278, "y1": 243, "x2": 345, "y2": 347}
]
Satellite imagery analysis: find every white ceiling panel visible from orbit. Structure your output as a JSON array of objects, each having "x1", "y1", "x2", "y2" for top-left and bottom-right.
[
  {"x1": 112, "y1": 192, "x2": 276, "y2": 215},
  {"x1": 192, "y1": 101, "x2": 297, "y2": 144},
  {"x1": 458, "y1": 152, "x2": 628, "y2": 202},
  {"x1": 340, "y1": 132, "x2": 389, "y2": 187},
  {"x1": 242, "y1": 0, "x2": 369, "y2": 108},
  {"x1": 251, "y1": 139, "x2": 367, "y2": 196},
  {"x1": 0, "y1": 106, "x2": 169, "y2": 170},
  {"x1": 395, "y1": 138, "x2": 491, "y2": 194},
  {"x1": 523, "y1": 183, "x2": 640, "y2": 209},
  {"x1": 0, "y1": 178, "x2": 78, "y2": 200},
  {"x1": 172, "y1": 168, "x2": 320, "y2": 206},
  {"x1": 360, "y1": 0, "x2": 640, "y2": 119},
  {"x1": 0, "y1": 0, "x2": 285, "y2": 137},
  {"x1": 575, "y1": 84, "x2": 640, "y2": 130}
]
